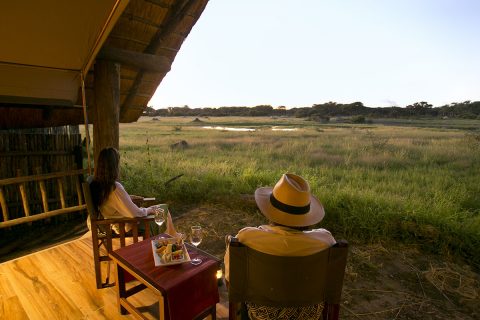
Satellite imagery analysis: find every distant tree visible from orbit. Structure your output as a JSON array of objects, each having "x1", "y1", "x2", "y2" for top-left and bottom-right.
[
  {"x1": 143, "y1": 106, "x2": 156, "y2": 116},
  {"x1": 406, "y1": 101, "x2": 433, "y2": 109},
  {"x1": 293, "y1": 107, "x2": 311, "y2": 118},
  {"x1": 351, "y1": 101, "x2": 364, "y2": 108},
  {"x1": 351, "y1": 115, "x2": 366, "y2": 123},
  {"x1": 405, "y1": 101, "x2": 433, "y2": 116},
  {"x1": 249, "y1": 105, "x2": 273, "y2": 116},
  {"x1": 275, "y1": 105, "x2": 287, "y2": 116},
  {"x1": 154, "y1": 100, "x2": 479, "y2": 119}
]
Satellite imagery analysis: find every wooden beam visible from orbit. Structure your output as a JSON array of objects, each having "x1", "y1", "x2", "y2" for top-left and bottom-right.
[
  {"x1": 107, "y1": 34, "x2": 150, "y2": 47},
  {"x1": 120, "y1": 12, "x2": 163, "y2": 28},
  {"x1": 0, "y1": 151, "x2": 73, "y2": 157},
  {"x1": 120, "y1": 0, "x2": 200, "y2": 121},
  {"x1": 97, "y1": 47, "x2": 171, "y2": 73},
  {"x1": 0, "y1": 103, "x2": 83, "y2": 110},
  {"x1": 0, "y1": 205, "x2": 86, "y2": 229},
  {"x1": 0, "y1": 95, "x2": 74, "y2": 107},
  {"x1": 144, "y1": 0, "x2": 172, "y2": 8},
  {"x1": 0, "y1": 107, "x2": 85, "y2": 129},
  {"x1": 143, "y1": 0, "x2": 194, "y2": 54},
  {"x1": 0, "y1": 169, "x2": 87, "y2": 186}
]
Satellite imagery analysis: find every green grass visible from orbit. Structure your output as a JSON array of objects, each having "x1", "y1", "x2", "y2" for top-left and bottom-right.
[{"x1": 88, "y1": 116, "x2": 480, "y2": 267}]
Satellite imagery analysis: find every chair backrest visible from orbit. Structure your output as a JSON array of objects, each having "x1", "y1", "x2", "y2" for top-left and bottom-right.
[
  {"x1": 82, "y1": 182, "x2": 151, "y2": 242},
  {"x1": 82, "y1": 181, "x2": 99, "y2": 221},
  {"x1": 82, "y1": 182, "x2": 154, "y2": 289},
  {"x1": 228, "y1": 237, "x2": 348, "y2": 319}
]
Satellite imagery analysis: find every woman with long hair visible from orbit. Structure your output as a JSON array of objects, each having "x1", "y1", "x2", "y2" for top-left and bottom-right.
[{"x1": 89, "y1": 147, "x2": 177, "y2": 235}]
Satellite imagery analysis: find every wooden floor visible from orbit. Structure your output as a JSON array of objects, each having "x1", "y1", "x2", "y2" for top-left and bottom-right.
[{"x1": 0, "y1": 233, "x2": 229, "y2": 320}]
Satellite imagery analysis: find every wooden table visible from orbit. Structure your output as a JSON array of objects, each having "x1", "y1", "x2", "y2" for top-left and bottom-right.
[{"x1": 109, "y1": 236, "x2": 221, "y2": 320}]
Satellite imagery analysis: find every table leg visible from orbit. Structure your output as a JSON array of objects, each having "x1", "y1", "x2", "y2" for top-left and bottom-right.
[
  {"x1": 114, "y1": 261, "x2": 127, "y2": 315},
  {"x1": 158, "y1": 294, "x2": 165, "y2": 320},
  {"x1": 210, "y1": 305, "x2": 216, "y2": 320}
]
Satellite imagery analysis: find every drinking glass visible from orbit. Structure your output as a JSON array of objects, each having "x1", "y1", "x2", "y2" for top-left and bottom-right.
[
  {"x1": 153, "y1": 206, "x2": 165, "y2": 227},
  {"x1": 190, "y1": 226, "x2": 203, "y2": 265}
]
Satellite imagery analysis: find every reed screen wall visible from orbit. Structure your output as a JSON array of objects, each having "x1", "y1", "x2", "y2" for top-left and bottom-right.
[{"x1": 0, "y1": 126, "x2": 83, "y2": 222}]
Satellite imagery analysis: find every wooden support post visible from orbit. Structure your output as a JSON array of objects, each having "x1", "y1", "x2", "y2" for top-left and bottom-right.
[
  {"x1": 76, "y1": 176, "x2": 83, "y2": 206},
  {"x1": 0, "y1": 187, "x2": 8, "y2": 222},
  {"x1": 17, "y1": 169, "x2": 31, "y2": 217},
  {"x1": 57, "y1": 178, "x2": 66, "y2": 209},
  {"x1": 35, "y1": 167, "x2": 49, "y2": 213},
  {"x1": 93, "y1": 59, "x2": 120, "y2": 163}
]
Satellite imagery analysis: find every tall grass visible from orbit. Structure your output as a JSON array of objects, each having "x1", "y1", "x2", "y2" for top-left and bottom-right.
[{"x1": 112, "y1": 117, "x2": 480, "y2": 267}]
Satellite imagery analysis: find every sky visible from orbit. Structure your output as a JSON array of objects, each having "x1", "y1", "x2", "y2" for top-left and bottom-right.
[{"x1": 149, "y1": 0, "x2": 480, "y2": 109}]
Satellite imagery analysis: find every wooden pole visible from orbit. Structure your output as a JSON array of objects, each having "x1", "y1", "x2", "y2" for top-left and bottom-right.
[
  {"x1": 80, "y1": 72, "x2": 92, "y2": 176},
  {"x1": 0, "y1": 169, "x2": 87, "y2": 186},
  {"x1": 0, "y1": 205, "x2": 86, "y2": 229},
  {"x1": 75, "y1": 175, "x2": 83, "y2": 206},
  {"x1": 57, "y1": 178, "x2": 66, "y2": 209},
  {"x1": 35, "y1": 167, "x2": 49, "y2": 213},
  {"x1": 17, "y1": 169, "x2": 31, "y2": 217},
  {"x1": 93, "y1": 59, "x2": 120, "y2": 164},
  {"x1": 0, "y1": 187, "x2": 8, "y2": 222}
]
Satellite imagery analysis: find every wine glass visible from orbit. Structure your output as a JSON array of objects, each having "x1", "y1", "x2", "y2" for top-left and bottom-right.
[
  {"x1": 190, "y1": 226, "x2": 203, "y2": 265},
  {"x1": 153, "y1": 206, "x2": 165, "y2": 227}
]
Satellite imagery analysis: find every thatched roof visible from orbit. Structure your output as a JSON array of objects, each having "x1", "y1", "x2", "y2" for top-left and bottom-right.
[{"x1": 0, "y1": 0, "x2": 208, "y2": 129}]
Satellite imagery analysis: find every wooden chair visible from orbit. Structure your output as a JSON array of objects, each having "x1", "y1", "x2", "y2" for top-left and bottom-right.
[
  {"x1": 82, "y1": 182, "x2": 155, "y2": 289},
  {"x1": 228, "y1": 237, "x2": 348, "y2": 320}
]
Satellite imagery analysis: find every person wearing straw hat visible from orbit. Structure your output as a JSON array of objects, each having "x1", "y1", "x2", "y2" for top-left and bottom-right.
[{"x1": 224, "y1": 173, "x2": 335, "y2": 319}]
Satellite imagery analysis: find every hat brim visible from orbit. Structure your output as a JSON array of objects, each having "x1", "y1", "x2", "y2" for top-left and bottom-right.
[{"x1": 254, "y1": 187, "x2": 325, "y2": 227}]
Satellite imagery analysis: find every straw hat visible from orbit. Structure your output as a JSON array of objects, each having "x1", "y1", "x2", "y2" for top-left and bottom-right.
[{"x1": 254, "y1": 173, "x2": 325, "y2": 227}]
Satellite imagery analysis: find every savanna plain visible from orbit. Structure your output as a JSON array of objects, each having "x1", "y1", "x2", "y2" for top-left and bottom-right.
[{"x1": 110, "y1": 116, "x2": 479, "y2": 319}]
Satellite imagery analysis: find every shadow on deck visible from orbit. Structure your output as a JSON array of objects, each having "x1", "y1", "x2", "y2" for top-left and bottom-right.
[{"x1": 0, "y1": 233, "x2": 229, "y2": 319}]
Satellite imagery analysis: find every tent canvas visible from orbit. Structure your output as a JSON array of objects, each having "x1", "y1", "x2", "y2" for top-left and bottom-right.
[{"x1": 0, "y1": 0, "x2": 129, "y2": 106}]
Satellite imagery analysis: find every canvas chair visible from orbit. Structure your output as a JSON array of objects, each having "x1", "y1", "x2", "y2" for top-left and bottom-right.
[
  {"x1": 227, "y1": 236, "x2": 348, "y2": 320},
  {"x1": 82, "y1": 182, "x2": 155, "y2": 289}
]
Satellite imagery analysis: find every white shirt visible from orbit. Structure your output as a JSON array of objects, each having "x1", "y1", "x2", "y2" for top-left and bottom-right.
[
  {"x1": 224, "y1": 224, "x2": 336, "y2": 281},
  {"x1": 98, "y1": 182, "x2": 148, "y2": 233},
  {"x1": 99, "y1": 181, "x2": 148, "y2": 219}
]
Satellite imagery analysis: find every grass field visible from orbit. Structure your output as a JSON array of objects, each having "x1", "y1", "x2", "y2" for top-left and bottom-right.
[{"x1": 100, "y1": 116, "x2": 479, "y2": 267}]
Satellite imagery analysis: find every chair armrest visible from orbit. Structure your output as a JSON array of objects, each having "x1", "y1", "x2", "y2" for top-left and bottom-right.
[
  {"x1": 333, "y1": 239, "x2": 349, "y2": 248},
  {"x1": 130, "y1": 195, "x2": 157, "y2": 207},
  {"x1": 141, "y1": 199, "x2": 157, "y2": 206},
  {"x1": 130, "y1": 194, "x2": 143, "y2": 204},
  {"x1": 228, "y1": 236, "x2": 244, "y2": 247},
  {"x1": 95, "y1": 216, "x2": 154, "y2": 225}
]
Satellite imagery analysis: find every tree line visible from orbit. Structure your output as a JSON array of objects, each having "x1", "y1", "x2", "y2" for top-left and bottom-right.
[{"x1": 144, "y1": 101, "x2": 480, "y2": 120}]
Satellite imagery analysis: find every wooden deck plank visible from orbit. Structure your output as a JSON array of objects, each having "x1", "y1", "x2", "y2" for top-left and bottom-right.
[
  {"x1": 5, "y1": 256, "x2": 85, "y2": 319},
  {"x1": 0, "y1": 272, "x2": 29, "y2": 319},
  {"x1": 0, "y1": 234, "x2": 228, "y2": 320},
  {"x1": 0, "y1": 272, "x2": 16, "y2": 298},
  {"x1": 1, "y1": 296, "x2": 29, "y2": 320}
]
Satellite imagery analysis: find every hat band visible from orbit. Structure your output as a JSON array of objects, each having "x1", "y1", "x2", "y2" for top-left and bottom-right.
[{"x1": 270, "y1": 194, "x2": 310, "y2": 215}]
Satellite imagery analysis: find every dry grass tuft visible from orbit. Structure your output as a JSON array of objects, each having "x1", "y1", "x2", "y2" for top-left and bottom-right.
[{"x1": 424, "y1": 263, "x2": 479, "y2": 300}]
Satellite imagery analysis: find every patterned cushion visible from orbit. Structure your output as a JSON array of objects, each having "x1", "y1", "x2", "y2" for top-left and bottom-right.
[{"x1": 245, "y1": 302, "x2": 324, "y2": 320}]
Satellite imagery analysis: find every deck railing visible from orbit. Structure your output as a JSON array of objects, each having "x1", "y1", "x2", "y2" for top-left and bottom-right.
[{"x1": 0, "y1": 169, "x2": 87, "y2": 228}]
